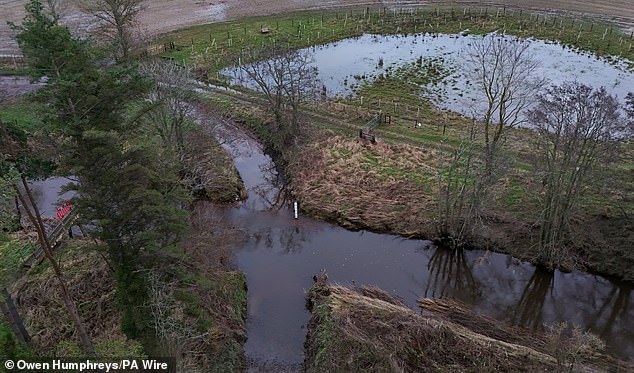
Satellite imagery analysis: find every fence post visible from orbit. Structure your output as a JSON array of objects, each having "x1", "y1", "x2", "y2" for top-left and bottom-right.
[{"x1": 0, "y1": 288, "x2": 30, "y2": 345}]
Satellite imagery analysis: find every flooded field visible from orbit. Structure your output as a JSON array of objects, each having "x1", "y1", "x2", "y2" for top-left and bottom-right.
[{"x1": 228, "y1": 32, "x2": 634, "y2": 119}]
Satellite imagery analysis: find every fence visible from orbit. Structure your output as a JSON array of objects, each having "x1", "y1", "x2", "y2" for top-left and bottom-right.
[
  {"x1": 144, "y1": 4, "x2": 634, "y2": 65},
  {"x1": 22, "y1": 211, "x2": 78, "y2": 268},
  {"x1": 0, "y1": 55, "x2": 26, "y2": 70},
  {"x1": 0, "y1": 287, "x2": 30, "y2": 345}
]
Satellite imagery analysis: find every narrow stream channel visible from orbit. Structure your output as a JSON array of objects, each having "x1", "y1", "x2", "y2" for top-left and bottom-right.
[
  {"x1": 13, "y1": 74, "x2": 633, "y2": 368},
  {"x1": 24, "y1": 118, "x2": 634, "y2": 369},
  {"x1": 209, "y1": 120, "x2": 634, "y2": 369}
]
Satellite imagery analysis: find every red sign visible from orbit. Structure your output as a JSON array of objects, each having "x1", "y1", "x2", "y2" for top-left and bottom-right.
[{"x1": 56, "y1": 202, "x2": 73, "y2": 220}]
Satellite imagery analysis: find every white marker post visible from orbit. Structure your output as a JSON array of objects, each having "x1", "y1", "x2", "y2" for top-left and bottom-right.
[{"x1": 294, "y1": 201, "x2": 299, "y2": 219}]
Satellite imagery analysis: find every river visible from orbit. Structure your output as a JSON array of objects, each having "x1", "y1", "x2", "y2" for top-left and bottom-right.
[
  {"x1": 209, "y1": 119, "x2": 634, "y2": 369},
  {"x1": 25, "y1": 113, "x2": 634, "y2": 370}
]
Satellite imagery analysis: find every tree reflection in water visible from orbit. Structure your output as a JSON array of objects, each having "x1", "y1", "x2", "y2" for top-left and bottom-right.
[
  {"x1": 512, "y1": 269, "x2": 554, "y2": 330},
  {"x1": 588, "y1": 281, "x2": 631, "y2": 340},
  {"x1": 251, "y1": 159, "x2": 288, "y2": 210},
  {"x1": 249, "y1": 223, "x2": 311, "y2": 255},
  {"x1": 424, "y1": 247, "x2": 481, "y2": 302}
]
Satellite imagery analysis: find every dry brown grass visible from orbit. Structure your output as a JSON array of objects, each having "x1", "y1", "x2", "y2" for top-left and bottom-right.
[
  {"x1": 306, "y1": 283, "x2": 560, "y2": 373},
  {"x1": 9, "y1": 239, "x2": 139, "y2": 355},
  {"x1": 290, "y1": 134, "x2": 437, "y2": 237},
  {"x1": 306, "y1": 282, "x2": 632, "y2": 373}
]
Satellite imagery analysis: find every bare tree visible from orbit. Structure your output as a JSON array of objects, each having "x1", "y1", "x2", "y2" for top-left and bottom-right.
[
  {"x1": 139, "y1": 59, "x2": 195, "y2": 151},
  {"x1": 42, "y1": 0, "x2": 69, "y2": 20},
  {"x1": 146, "y1": 271, "x2": 208, "y2": 372},
  {"x1": 434, "y1": 34, "x2": 544, "y2": 248},
  {"x1": 236, "y1": 43, "x2": 320, "y2": 145},
  {"x1": 1, "y1": 121, "x2": 95, "y2": 355},
  {"x1": 528, "y1": 83, "x2": 626, "y2": 270},
  {"x1": 467, "y1": 33, "x2": 544, "y2": 177},
  {"x1": 434, "y1": 121, "x2": 480, "y2": 246},
  {"x1": 79, "y1": 0, "x2": 145, "y2": 61}
]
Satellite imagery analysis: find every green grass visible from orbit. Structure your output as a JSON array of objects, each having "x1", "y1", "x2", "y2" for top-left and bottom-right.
[
  {"x1": 502, "y1": 175, "x2": 539, "y2": 218},
  {"x1": 156, "y1": 6, "x2": 634, "y2": 75},
  {"x1": 307, "y1": 294, "x2": 337, "y2": 372},
  {"x1": 0, "y1": 318, "x2": 33, "y2": 364},
  {"x1": 0, "y1": 238, "x2": 34, "y2": 285},
  {"x1": 0, "y1": 67, "x2": 28, "y2": 76},
  {"x1": 353, "y1": 57, "x2": 454, "y2": 110},
  {"x1": 0, "y1": 99, "x2": 42, "y2": 132},
  {"x1": 226, "y1": 271, "x2": 247, "y2": 321}
]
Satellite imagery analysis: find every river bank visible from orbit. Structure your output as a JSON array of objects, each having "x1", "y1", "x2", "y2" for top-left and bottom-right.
[
  {"x1": 0, "y1": 84, "x2": 249, "y2": 371},
  {"x1": 160, "y1": 5, "x2": 634, "y2": 281},
  {"x1": 289, "y1": 133, "x2": 634, "y2": 281},
  {"x1": 305, "y1": 278, "x2": 632, "y2": 372}
]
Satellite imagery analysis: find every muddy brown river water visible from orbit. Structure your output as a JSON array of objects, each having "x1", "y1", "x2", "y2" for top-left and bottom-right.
[
  {"x1": 209, "y1": 120, "x2": 634, "y2": 368},
  {"x1": 28, "y1": 116, "x2": 634, "y2": 369},
  {"x1": 14, "y1": 76, "x2": 633, "y2": 370}
]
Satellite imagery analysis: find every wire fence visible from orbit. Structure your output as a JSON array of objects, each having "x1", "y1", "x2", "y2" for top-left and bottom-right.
[{"x1": 145, "y1": 5, "x2": 634, "y2": 64}]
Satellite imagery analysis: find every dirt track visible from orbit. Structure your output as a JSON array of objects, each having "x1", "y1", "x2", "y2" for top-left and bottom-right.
[{"x1": 2, "y1": 0, "x2": 633, "y2": 56}]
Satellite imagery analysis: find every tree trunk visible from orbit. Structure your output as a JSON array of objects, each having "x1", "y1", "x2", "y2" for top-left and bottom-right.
[
  {"x1": 14, "y1": 195, "x2": 22, "y2": 228},
  {"x1": 14, "y1": 180, "x2": 96, "y2": 356}
]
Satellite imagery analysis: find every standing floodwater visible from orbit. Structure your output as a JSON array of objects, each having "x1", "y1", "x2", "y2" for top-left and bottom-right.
[
  {"x1": 207, "y1": 119, "x2": 634, "y2": 369},
  {"x1": 225, "y1": 33, "x2": 634, "y2": 117}
]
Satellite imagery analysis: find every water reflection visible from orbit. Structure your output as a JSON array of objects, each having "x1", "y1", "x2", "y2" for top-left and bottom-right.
[
  {"x1": 512, "y1": 270, "x2": 554, "y2": 330},
  {"x1": 424, "y1": 247, "x2": 480, "y2": 303},
  {"x1": 208, "y1": 118, "x2": 634, "y2": 364},
  {"x1": 250, "y1": 223, "x2": 311, "y2": 255},
  {"x1": 588, "y1": 280, "x2": 632, "y2": 349}
]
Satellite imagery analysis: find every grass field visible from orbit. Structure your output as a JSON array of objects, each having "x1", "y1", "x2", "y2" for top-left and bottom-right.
[
  {"x1": 154, "y1": 6, "x2": 634, "y2": 74},
  {"x1": 2, "y1": 0, "x2": 634, "y2": 62}
]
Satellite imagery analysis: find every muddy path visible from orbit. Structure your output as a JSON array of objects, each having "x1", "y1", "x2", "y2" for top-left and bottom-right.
[{"x1": 2, "y1": 0, "x2": 634, "y2": 56}]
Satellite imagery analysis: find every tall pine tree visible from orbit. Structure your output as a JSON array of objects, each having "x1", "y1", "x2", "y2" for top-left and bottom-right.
[{"x1": 13, "y1": 0, "x2": 187, "y2": 339}]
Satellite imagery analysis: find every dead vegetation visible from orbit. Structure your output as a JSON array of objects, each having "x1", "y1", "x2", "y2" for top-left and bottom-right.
[
  {"x1": 290, "y1": 134, "x2": 437, "y2": 237},
  {"x1": 181, "y1": 126, "x2": 245, "y2": 203},
  {"x1": 3, "y1": 201, "x2": 247, "y2": 371},
  {"x1": 305, "y1": 281, "x2": 632, "y2": 373},
  {"x1": 156, "y1": 203, "x2": 247, "y2": 372},
  {"x1": 9, "y1": 239, "x2": 141, "y2": 356}
]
